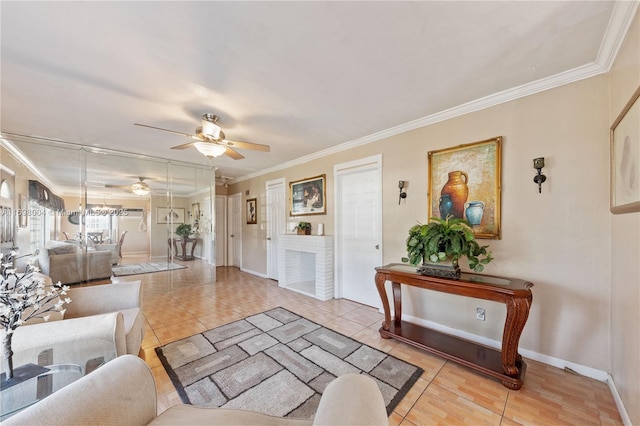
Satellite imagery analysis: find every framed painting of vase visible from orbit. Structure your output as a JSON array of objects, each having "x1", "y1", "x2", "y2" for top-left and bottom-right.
[{"x1": 428, "y1": 136, "x2": 502, "y2": 239}]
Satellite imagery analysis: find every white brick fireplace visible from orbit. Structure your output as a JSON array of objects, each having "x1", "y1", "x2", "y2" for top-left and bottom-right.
[{"x1": 277, "y1": 235, "x2": 334, "y2": 301}]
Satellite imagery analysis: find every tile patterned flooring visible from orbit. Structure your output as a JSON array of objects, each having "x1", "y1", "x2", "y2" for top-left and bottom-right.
[{"x1": 102, "y1": 257, "x2": 622, "y2": 425}]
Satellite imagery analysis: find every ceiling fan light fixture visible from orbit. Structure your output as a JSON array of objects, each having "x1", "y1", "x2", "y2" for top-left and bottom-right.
[
  {"x1": 131, "y1": 182, "x2": 150, "y2": 196},
  {"x1": 194, "y1": 142, "x2": 227, "y2": 158},
  {"x1": 202, "y1": 122, "x2": 221, "y2": 140},
  {"x1": 202, "y1": 117, "x2": 221, "y2": 140}
]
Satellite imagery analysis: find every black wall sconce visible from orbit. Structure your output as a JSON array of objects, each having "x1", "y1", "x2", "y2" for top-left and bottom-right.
[
  {"x1": 533, "y1": 157, "x2": 546, "y2": 193},
  {"x1": 398, "y1": 180, "x2": 407, "y2": 205}
]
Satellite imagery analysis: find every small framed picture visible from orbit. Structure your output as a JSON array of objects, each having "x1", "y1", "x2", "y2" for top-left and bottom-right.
[
  {"x1": 610, "y1": 86, "x2": 640, "y2": 214},
  {"x1": 191, "y1": 203, "x2": 200, "y2": 224},
  {"x1": 157, "y1": 207, "x2": 185, "y2": 224},
  {"x1": 246, "y1": 198, "x2": 257, "y2": 224}
]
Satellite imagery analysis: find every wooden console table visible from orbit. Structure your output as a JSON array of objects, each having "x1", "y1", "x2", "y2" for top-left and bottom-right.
[
  {"x1": 375, "y1": 263, "x2": 533, "y2": 389},
  {"x1": 168, "y1": 238, "x2": 197, "y2": 261}
]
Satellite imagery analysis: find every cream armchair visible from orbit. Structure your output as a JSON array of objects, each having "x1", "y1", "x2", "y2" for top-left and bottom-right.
[
  {"x1": 6, "y1": 280, "x2": 144, "y2": 376},
  {"x1": 5, "y1": 355, "x2": 389, "y2": 425},
  {"x1": 64, "y1": 280, "x2": 144, "y2": 356}
]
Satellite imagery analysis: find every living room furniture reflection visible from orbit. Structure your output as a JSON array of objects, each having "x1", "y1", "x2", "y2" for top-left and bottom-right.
[
  {"x1": 87, "y1": 231, "x2": 103, "y2": 244},
  {"x1": 168, "y1": 237, "x2": 197, "y2": 261},
  {"x1": 37, "y1": 241, "x2": 112, "y2": 284}
]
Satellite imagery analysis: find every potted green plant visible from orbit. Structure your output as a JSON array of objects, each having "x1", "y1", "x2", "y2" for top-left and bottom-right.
[
  {"x1": 296, "y1": 222, "x2": 312, "y2": 235},
  {"x1": 402, "y1": 215, "x2": 493, "y2": 278},
  {"x1": 175, "y1": 224, "x2": 193, "y2": 239}
]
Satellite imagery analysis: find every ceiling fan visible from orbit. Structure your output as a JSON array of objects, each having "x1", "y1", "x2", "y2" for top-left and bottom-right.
[
  {"x1": 134, "y1": 113, "x2": 270, "y2": 159},
  {"x1": 105, "y1": 177, "x2": 151, "y2": 196},
  {"x1": 216, "y1": 174, "x2": 234, "y2": 188}
]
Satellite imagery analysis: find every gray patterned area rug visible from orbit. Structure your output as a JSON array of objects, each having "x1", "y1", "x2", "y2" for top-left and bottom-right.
[
  {"x1": 156, "y1": 307, "x2": 423, "y2": 418},
  {"x1": 111, "y1": 262, "x2": 186, "y2": 276}
]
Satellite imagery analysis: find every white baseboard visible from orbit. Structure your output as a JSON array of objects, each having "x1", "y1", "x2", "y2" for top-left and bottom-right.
[
  {"x1": 399, "y1": 312, "x2": 610, "y2": 380},
  {"x1": 388, "y1": 312, "x2": 631, "y2": 422},
  {"x1": 607, "y1": 375, "x2": 633, "y2": 426},
  {"x1": 240, "y1": 267, "x2": 268, "y2": 279}
]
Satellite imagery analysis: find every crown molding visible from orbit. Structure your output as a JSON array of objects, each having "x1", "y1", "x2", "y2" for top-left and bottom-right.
[
  {"x1": 235, "y1": 2, "x2": 639, "y2": 184},
  {"x1": 596, "y1": 1, "x2": 639, "y2": 72},
  {"x1": 0, "y1": 135, "x2": 61, "y2": 194}
]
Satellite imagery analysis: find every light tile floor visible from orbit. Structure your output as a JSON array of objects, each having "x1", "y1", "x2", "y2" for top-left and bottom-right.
[{"x1": 98, "y1": 257, "x2": 622, "y2": 425}]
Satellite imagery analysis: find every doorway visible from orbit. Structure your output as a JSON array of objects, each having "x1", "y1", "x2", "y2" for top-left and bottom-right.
[
  {"x1": 227, "y1": 193, "x2": 242, "y2": 268},
  {"x1": 214, "y1": 195, "x2": 226, "y2": 266},
  {"x1": 266, "y1": 178, "x2": 286, "y2": 281},
  {"x1": 334, "y1": 155, "x2": 383, "y2": 307}
]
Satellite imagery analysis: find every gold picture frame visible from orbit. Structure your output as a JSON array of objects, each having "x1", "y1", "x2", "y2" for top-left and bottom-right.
[
  {"x1": 246, "y1": 198, "x2": 257, "y2": 224},
  {"x1": 191, "y1": 203, "x2": 200, "y2": 223},
  {"x1": 289, "y1": 174, "x2": 326, "y2": 216},
  {"x1": 428, "y1": 137, "x2": 502, "y2": 239},
  {"x1": 610, "y1": 86, "x2": 640, "y2": 214}
]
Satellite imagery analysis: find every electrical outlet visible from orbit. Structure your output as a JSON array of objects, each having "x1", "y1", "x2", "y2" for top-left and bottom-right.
[{"x1": 476, "y1": 307, "x2": 485, "y2": 321}]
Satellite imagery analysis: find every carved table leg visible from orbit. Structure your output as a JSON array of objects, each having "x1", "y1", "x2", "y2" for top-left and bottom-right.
[
  {"x1": 375, "y1": 272, "x2": 391, "y2": 335},
  {"x1": 501, "y1": 295, "x2": 532, "y2": 388},
  {"x1": 392, "y1": 281, "x2": 402, "y2": 326}
]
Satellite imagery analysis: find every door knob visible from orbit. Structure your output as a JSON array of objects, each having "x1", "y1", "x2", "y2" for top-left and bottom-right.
[
  {"x1": 230, "y1": 234, "x2": 234, "y2": 238},
  {"x1": 375, "y1": 244, "x2": 380, "y2": 249},
  {"x1": 267, "y1": 237, "x2": 272, "y2": 240}
]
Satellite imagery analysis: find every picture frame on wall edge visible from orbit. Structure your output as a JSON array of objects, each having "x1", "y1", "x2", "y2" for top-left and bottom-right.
[{"x1": 610, "y1": 85, "x2": 640, "y2": 214}]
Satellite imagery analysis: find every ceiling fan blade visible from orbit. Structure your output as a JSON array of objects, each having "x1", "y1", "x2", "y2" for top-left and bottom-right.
[
  {"x1": 105, "y1": 184, "x2": 130, "y2": 189},
  {"x1": 224, "y1": 147, "x2": 245, "y2": 160},
  {"x1": 134, "y1": 123, "x2": 194, "y2": 138},
  {"x1": 170, "y1": 142, "x2": 197, "y2": 150},
  {"x1": 222, "y1": 139, "x2": 271, "y2": 152}
]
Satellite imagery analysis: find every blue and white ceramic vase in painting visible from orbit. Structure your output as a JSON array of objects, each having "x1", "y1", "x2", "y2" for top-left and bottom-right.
[
  {"x1": 439, "y1": 194, "x2": 453, "y2": 219},
  {"x1": 464, "y1": 201, "x2": 485, "y2": 226}
]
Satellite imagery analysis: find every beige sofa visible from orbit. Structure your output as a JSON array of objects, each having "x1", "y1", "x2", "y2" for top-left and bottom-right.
[
  {"x1": 37, "y1": 240, "x2": 112, "y2": 284},
  {"x1": 4, "y1": 355, "x2": 389, "y2": 425}
]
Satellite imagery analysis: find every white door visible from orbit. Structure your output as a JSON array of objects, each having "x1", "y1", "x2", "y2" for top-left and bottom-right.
[
  {"x1": 335, "y1": 155, "x2": 383, "y2": 307},
  {"x1": 266, "y1": 178, "x2": 286, "y2": 281},
  {"x1": 227, "y1": 193, "x2": 242, "y2": 268},
  {"x1": 215, "y1": 195, "x2": 226, "y2": 266}
]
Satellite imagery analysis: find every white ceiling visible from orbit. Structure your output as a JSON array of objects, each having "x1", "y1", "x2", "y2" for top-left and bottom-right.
[{"x1": 1, "y1": 1, "x2": 637, "y2": 192}]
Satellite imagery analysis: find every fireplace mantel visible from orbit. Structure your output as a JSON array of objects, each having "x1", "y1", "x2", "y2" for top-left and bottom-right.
[{"x1": 277, "y1": 234, "x2": 334, "y2": 301}]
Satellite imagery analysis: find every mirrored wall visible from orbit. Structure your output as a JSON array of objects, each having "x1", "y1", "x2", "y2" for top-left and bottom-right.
[{"x1": 0, "y1": 134, "x2": 216, "y2": 285}]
